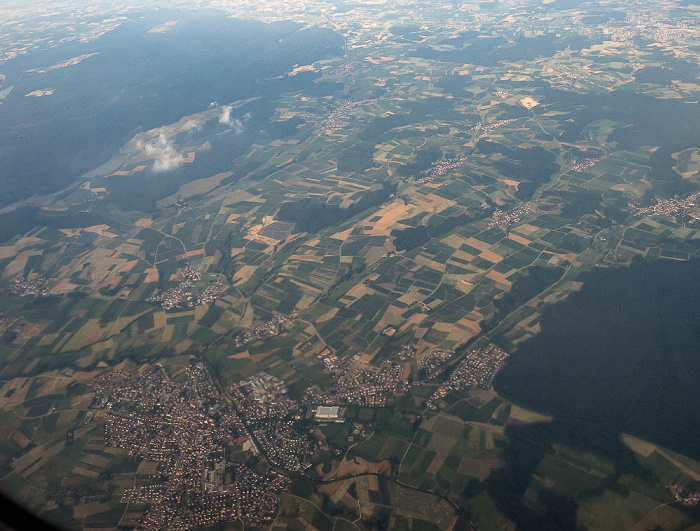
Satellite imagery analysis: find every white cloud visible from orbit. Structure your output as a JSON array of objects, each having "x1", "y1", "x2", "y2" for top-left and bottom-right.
[
  {"x1": 219, "y1": 105, "x2": 232, "y2": 124},
  {"x1": 182, "y1": 119, "x2": 202, "y2": 132},
  {"x1": 219, "y1": 105, "x2": 244, "y2": 134},
  {"x1": 139, "y1": 134, "x2": 183, "y2": 172}
]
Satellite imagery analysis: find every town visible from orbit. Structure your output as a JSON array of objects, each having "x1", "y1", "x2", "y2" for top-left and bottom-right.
[
  {"x1": 81, "y1": 344, "x2": 510, "y2": 526},
  {"x1": 89, "y1": 363, "x2": 290, "y2": 528}
]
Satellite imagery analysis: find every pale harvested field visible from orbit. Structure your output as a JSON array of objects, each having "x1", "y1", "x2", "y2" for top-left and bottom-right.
[
  {"x1": 511, "y1": 224, "x2": 540, "y2": 235},
  {"x1": 402, "y1": 312, "x2": 429, "y2": 328},
  {"x1": 367, "y1": 475, "x2": 379, "y2": 490},
  {"x1": 183, "y1": 249, "x2": 205, "y2": 258},
  {"x1": 486, "y1": 270, "x2": 511, "y2": 286},
  {"x1": 72, "y1": 467, "x2": 99, "y2": 478},
  {"x1": 365, "y1": 201, "x2": 412, "y2": 234},
  {"x1": 158, "y1": 171, "x2": 232, "y2": 208},
  {"x1": 315, "y1": 307, "x2": 339, "y2": 324},
  {"x1": 25, "y1": 89, "x2": 54, "y2": 97},
  {"x1": 338, "y1": 180, "x2": 371, "y2": 190},
  {"x1": 4, "y1": 251, "x2": 41, "y2": 278},
  {"x1": 344, "y1": 283, "x2": 372, "y2": 300},
  {"x1": 0, "y1": 245, "x2": 21, "y2": 260},
  {"x1": 621, "y1": 434, "x2": 657, "y2": 458},
  {"x1": 118, "y1": 259, "x2": 138, "y2": 273},
  {"x1": 456, "y1": 318, "x2": 481, "y2": 335},
  {"x1": 116, "y1": 243, "x2": 141, "y2": 256},
  {"x1": 50, "y1": 281, "x2": 78, "y2": 295},
  {"x1": 73, "y1": 501, "x2": 111, "y2": 520},
  {"x1": 432, "y1": 322, "x2": 468, "y2": 342},
  {"x1": 508, "y1": 233, "x2": 532, "y2": 246},
  {"x1": 144, "y1": 268, "x2": 159, "y2": 283},
  {"x1": 0, "y1": 378, "x2": 31, "y2": 408},
  {"x1": 519, "y1": 97, "x2": 539, "y2": 109},
  {"x1": 427, "y1": 453, "x2": 447, "y2": 474},
  {"x1": 233, "y1": 265, "x2": 257, "y2": 285},
  {"x1": 15, "y1": 439, "x2": 65, "y2": 475},
  {"x1": 320, "y1": 455, "x2": 391, "y2": 481},
  {"x1": 83, "y1": 225, "x2": 118, "y2": 238},
  {"x1": 413, "y1": 192, "x2": 454, "y2": 211},
  {"x1": 167, "y1": 335, "x2": 190, "y2": 353},
  {"x1": 317, "y1": 479, "x2": 351, "y2": 503},
  {"x1": 463, "y1": 238, "x2": 491, "y2": 252},
  {"x1": 509, "y1": 405, "x2": 553, "y2": 424},
  {"x1": 359, "y1": 353, "x2": 375, "y2": 364},
  {"x1": 479, "y1": 250, "x2": 504, "y2": 263},
  {"x1": 451, "y1": 249, "x2": 476, "y2": 262}
]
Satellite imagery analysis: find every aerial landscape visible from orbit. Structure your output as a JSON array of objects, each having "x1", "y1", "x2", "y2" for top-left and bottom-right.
[{"x1": 0, "y1": 0, "x2": 700, "y2": 529}]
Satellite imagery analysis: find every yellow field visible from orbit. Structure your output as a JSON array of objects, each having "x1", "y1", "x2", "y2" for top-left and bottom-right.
[
  {"x1": 479, "y1": 250, "x2": 504, "y2": 263},
  {"x1": 84, "y1": 225, "x2": 118, "y2": 238},
  {"x1": 364, "y1": 200, "x2": 413, "y2": 234},
  {"x1": 519, "y1": 97, "x2": 540, "y2": 109}
]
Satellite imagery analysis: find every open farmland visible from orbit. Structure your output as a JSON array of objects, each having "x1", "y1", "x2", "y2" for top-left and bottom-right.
[{"x1": 1, "y1": 0, "x2": 700, "y2": 528}]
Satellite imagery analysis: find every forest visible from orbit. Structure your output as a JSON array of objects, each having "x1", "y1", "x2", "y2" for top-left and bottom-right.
[{"x1": 277, "y1": 184, "x2": 397, "y2": 233}]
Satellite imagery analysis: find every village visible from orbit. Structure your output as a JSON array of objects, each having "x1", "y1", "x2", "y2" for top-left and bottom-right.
[
  {"x1": 637, "y1": 191, "x2": 700, "y2": 219},
  {"x1": 10, "y1": 276, "x2": 50, "y2": 297},
  {"x1": 89, "y1": 364, "x2": 289, "y2": 528},
  {"x1": 427, "y1": 344, "x2": 510, "y2": 410},
  {"x1": 148, "y1": 264, "x2": 226, "y2": 310},
  {"x1": 489, "y1": 202, "x2": 536, "y2": 230},
  {"x1": 232, "y1": 311, "x2": 299, "y2": 348}
]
